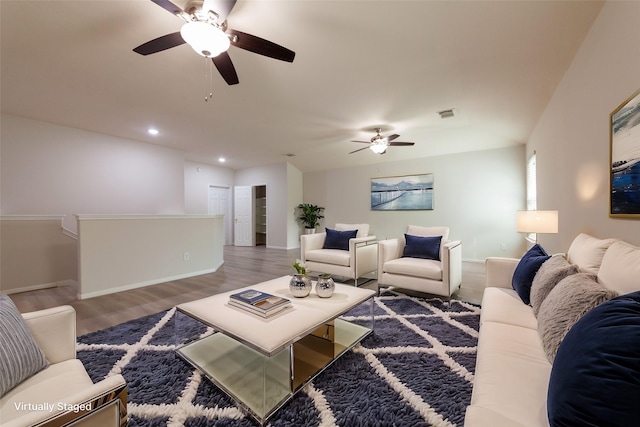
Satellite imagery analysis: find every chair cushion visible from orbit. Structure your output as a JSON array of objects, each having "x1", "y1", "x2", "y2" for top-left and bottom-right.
[
  {"x1": 0, "y1": 359, "x2": 93, "y2": 423},
  {"x1": 512, "y1": 244, "x2": 550, "y2": 305},
  {"x1": 566, "y1": 233, "x2": 616, "y2": 274},
  {"x1": 0, "y1": 296, "x2": 49, "y2": 397},
  {"x1": 537, "y1": 273, "x2": 618, "y2": 363},
  {"x1": 335, "y1": 223, "x2": 369, "y2": 238},
  {"x1": 305, "y1": 249, "x2": 351, "y2": 267},
  {"x1": 548, "y1": 291, "x2": 640, "y2": 427},
  {"x1": 530, "y1": 255, "x2": 580, "y2": 317},
  {"x1": 402, "y1": 234, "x2": 442, "y2": 260},
  {"x1": 383, "y1": 257, "x2": 442, "y2": 281}
]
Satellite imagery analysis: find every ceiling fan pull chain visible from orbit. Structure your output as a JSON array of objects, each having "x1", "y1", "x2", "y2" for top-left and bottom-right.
[{"x1": 204, "y1": 56, "x2": 214, "y2": 102}]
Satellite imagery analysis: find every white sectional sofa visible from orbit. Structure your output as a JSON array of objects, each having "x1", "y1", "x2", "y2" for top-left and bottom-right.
[{"x1": 465, "y1": 233, "x2": 640, "y2": 427}]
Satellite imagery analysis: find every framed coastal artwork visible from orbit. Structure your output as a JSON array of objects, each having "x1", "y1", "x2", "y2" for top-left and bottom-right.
[
  {"x1": 610, "y1": 88, "x2": 640, "y2": 217},
  {"x1": 370, "y1": 174, "x2": 433, "y2": 211}
]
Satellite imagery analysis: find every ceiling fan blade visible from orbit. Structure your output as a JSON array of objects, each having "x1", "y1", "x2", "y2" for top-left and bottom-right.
[
  {"x1": 133, "y1": 32, "x2": 185, "y2": 55},
  {"x1": 151, "y1": 0, "x2": 184, "y2": 16},
  {"x1": 389, "y1": 142, "x2": 415, "y2": 147},
  {"x1": 228, "y1": 29, "x2": 295, "y2": 62},
  {"x1": 351, "y1": 140, "x2": 372, "y2": 144},
  {"x1": 212, "y1": 51, "x2": 239, "y2": 85},
  {"x1": 203, "y1": 0, "x2": 237, "y2": 22},
  {"x1": 386, "y1": 134, "x2": 400, "y2": 142},
  {"x1": 349, "y1": 146, "x2": 371, "y2": 154}
]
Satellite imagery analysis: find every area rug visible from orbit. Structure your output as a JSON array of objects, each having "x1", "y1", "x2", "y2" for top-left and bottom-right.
[{"x1": 77, "y1": 291, "x2": 480, "y2": 427}]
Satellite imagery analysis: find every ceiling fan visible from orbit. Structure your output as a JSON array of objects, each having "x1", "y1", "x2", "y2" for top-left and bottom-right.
[
  {"x1": 133, "y1": 0, "x2": 295, "y2": 85},
  {"x1": 349, "y1": 128, "x2": 415, "y2": 154}
]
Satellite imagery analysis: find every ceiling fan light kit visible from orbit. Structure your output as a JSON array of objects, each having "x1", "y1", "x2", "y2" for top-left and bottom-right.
[
  {"x1": 349, "y1": 127, "x2": 415, "y2": 155},
  {"x1": 133, "y1": 0, "x2": 295, "y2": 86},
  {"x1": 180, "y1": 21, "x2": 230, "y2": 57}
]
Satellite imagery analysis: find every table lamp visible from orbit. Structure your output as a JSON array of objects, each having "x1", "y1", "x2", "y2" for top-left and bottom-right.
[{"x1": 516, "y1": 210, "x2": 558, "y2": 243}]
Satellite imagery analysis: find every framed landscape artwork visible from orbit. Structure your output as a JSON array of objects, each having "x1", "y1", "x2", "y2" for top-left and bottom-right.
[
  {"x1": 371, "y1": 174, "x2": 433, "y2": 211},
  {"x1": 610, "y1": 88, "x2": 640, "y2": 217}
]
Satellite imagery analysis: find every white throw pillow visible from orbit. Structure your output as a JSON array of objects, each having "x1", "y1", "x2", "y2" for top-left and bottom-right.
[
  {"x1": 597, "y1": 241, "x2": 640, "y2": 295},
  {"x1": 406, "y1": 225, "x2": 449, "y2": 242},
  {"x1": 566, "y1": 233, "x2": 616, "y2": 274},
  {"x1": 335, "y1": 223, "x2": 369, "y2": 237}
]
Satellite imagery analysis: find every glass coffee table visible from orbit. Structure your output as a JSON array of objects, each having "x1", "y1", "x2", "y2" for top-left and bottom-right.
[{"x1": 175, "y1": 275, "x2": 375, "y2": 425}]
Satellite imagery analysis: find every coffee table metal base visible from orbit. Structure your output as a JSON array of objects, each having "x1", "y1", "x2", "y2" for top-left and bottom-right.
[{"x1": 175, "y1": 305, "x2": 373, "y2": 425}]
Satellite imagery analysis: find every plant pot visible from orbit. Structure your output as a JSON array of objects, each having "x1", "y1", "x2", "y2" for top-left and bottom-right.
[
  {"x1": 304, "y1": 228, "x2": 316, "y2": 234},
  {"x1": 289, "y1": 274, "x2": 312, "y2": 297}
]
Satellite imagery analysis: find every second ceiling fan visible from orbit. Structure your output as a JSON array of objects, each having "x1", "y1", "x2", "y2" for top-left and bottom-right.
[
  {"x1": 133, "y1": 0, "x2": 295, "y2": 85},
  {"x1": 350, "y1": 128, "x2": 415, "y2": 154}
]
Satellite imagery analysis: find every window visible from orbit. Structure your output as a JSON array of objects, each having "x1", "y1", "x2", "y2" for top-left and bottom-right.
[{"x1": 526, "y1": 152, "x2": 537, "y2": 241}]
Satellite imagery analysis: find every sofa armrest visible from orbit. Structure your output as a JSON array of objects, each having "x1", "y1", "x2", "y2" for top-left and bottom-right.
[
  {"x1": 442, "y1": 240, "x2": 462, "y2": 293},
  {"x1": 4, "y1": 375, "x2": 128, "y2": 427},
  {"x1": 485, "y1": 257, "x2": 519, "y2": 289},
  {"x1": 23, "y1": 305, "x2": 76, "y2": 364},
  {"x1": 377, "y1": 238, "x2": 401, "y2": 272},
  {"x1": 351, "y1": 236, "x2": 378, "y2": 277},
  {"x1": 300, "y1": 232, "x2": 327, "y2": 261}
]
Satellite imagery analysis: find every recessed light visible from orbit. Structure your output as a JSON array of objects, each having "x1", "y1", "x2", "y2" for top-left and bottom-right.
[
  {"x1": 218, "y1": 157, "x2": 226, "y2": 163},
  {"x1": 147, "y1": 128, "x2": 159, "y2": 135}
]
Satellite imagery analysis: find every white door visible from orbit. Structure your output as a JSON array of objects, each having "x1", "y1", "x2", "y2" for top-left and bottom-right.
[
  {"x1": 208, "y1": 186, "x2": 231, "y2": 245},
  {"x1": 234, "y1": 186, "x2": 255, "y2": 246}
]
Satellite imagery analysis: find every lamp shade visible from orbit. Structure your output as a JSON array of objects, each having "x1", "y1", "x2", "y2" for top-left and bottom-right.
[
  {"x1": 516, "y1": 210, "x2": 558, "y2": 234},
  {"x1": 180, "y1": 22, "x2": 230, "y2": 58}
]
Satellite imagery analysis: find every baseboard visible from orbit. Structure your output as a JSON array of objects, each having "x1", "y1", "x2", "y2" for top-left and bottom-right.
[
  {"x1": 1, "y1": 281, "x2": 59, "y2": 295},
  {"x1": 78, "y1": 261, "x2": 224, "y2": 300}
]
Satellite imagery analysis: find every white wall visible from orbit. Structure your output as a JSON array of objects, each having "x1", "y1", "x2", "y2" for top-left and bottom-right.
[
  {"x1": 1, "y1": 114, "x2": 185, "y2": 231},
  {"x1": 287, "y1": 163, "x2": 304, "y2": 249},
  {"x1": 77, "y1": 215, "x2": 223, "y2": 299},
  {"x1": 528, "y1": 1, "x2": 640, "y2": 253},
  {"x1": 184, "y1": 160, "x2": 235, "y2": 214},
  {"x1": 304, "y1": 145, "x2": 526, "y2": 261}
]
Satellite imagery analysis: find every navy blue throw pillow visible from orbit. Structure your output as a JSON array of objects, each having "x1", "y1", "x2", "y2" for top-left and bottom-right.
[
  {"x1": 512, "y1": 244, "x2": 550, "y2": 305},
  {"x1": 402, "y1": 234, "x2": 442, "y2": 261},
  {"x1": 548, "y1": 291, "x2": 640, "y2": 427},
  {"x1": 323, "y1": 228, "x2": 357, "y2": 251}
]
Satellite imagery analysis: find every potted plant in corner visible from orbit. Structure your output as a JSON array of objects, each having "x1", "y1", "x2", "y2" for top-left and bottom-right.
[{"x1": 296, "y1": 203, "x2": 325, "y2": 234}]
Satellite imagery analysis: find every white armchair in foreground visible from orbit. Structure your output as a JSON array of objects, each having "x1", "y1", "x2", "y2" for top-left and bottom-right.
[
  {"x1": 301, "y1": 223, "x2": 377, "y2": 286},
  {"x1": 378, "y1": 225, "x2": 462, "y2": 299},
  {"x1": 0, "y1": 300, "x2": 127, "y2": 427}
]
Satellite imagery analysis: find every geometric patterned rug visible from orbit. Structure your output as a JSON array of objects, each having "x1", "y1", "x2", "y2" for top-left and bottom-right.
[{"x1": 77, "y1": 290, "x2": 480, "y2": 426}]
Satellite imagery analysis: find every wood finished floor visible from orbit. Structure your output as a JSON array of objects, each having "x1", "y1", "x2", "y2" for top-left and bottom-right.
[{"x1": 11, "y1": 245, "x2": 486, "y2": 335}]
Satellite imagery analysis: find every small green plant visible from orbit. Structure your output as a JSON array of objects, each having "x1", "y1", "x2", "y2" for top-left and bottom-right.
[
  {"x1": 293, "y1": 259, "x2": 307, "y2": 275},
  {"x1": 296, "y1": 203, "x2": 325, "y2": 229}
]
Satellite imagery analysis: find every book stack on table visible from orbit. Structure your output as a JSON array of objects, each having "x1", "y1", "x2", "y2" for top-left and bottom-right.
[{"x1": 229, "y1": 289, "x2": 292, "y2": 318}]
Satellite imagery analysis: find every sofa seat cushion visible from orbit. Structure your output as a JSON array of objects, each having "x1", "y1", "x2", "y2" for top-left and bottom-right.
[
  {"x1": 597, "y1": 241, "x2": 640, "y2": 295},
  {"x1": 0, "y1": 359, "x2": 93, "y2": 423},
  {"x1": 382, "y1": 257, "x2": 442, "y2": 280},
  {"x1": 480, "y1": 287, "x2": 538, "y2": 330},
  {"x1": 470, "y1": 321, "x2": 551, "y2": 427},
  {"x1": 305, "y1": 249, "x2": 351, "y2": 267}
]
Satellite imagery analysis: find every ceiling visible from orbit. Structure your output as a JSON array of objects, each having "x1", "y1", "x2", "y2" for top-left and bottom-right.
[{"x1": 1, "y1": 0, "x2": 603, "y2": 172}]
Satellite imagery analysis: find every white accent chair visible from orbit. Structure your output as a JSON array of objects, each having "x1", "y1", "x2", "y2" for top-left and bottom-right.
[
  {"x1": 301, "y1": 223, "x2": 377, "y2": 286},
  {"x1": 378, "y1": 225, "x2": 462, "y2": 299},
  {"x1": 0, "y1": 305, "x2": 127, "y2": 427}
]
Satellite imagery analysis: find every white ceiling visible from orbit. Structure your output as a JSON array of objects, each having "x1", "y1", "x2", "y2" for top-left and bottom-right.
[{"x1": 1, "y1": 0, "x2": 603, "y2": 172}]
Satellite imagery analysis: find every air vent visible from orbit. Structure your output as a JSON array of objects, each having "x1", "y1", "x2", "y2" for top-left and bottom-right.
[{"x1": 438, "y1": 109, "x2": 456, "y2": 119}]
